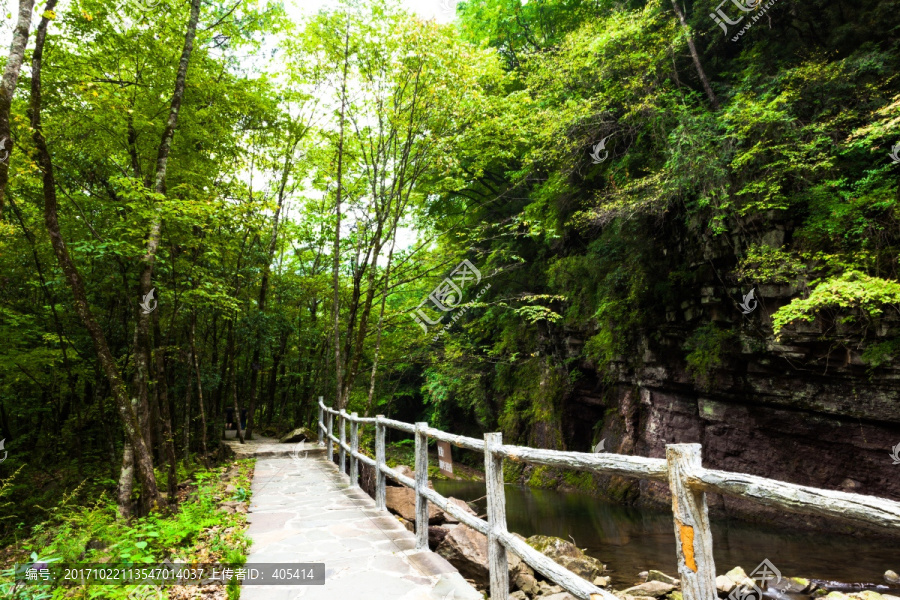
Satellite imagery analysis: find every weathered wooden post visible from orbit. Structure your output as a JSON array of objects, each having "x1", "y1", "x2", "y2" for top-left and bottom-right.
[
  {"x1": 667, "y1": 444, "x2": 717, "y2": 600},
  {"x1": 339, "y1": 410, "x2": 347, "y2": 474},
  {"x1": 414, "y1": 422, "x2": 429, "y2": 550},
  {"x1": 327, "y1": 410, "x2": 334, "y2": 462},
  {"x1": 375, "y1": 415, "x2": 387, "y2": 510},
  {"x1": 317, "y1": 396, "x2": 324, "y2": 445},
  {"x1": 485, "y1": 432, "x2": 509, "y2": 600},
  {"x1": 350, "y1": 412, "x2": 359, "y2": 487}
]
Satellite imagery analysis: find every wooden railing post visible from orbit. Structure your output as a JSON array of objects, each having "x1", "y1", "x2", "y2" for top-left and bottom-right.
[
  {"x1": 414, "y1": 422, "x2": 429, "y2": 550},
  {"x1": 667, "y1": 444, "x2": 716, "y2": 600},
  {"x1": 339, "y1": 410, "x2": 347, "y2": 474},
  {"x1": 317, "y1": 397, "x2": 324, "y2": 445},
  {"x1": 327, "y1": 410, "x2": 334, "y2": 462},
  {"x1": 350, "y1": 412, "x2": 359, "y2": 487},
  {"x1": 375, "y1": 415, "x2": 386, "y2": 510},
  {"x1": 485, "y1": 432, "x2": 509, "y2": 600}
]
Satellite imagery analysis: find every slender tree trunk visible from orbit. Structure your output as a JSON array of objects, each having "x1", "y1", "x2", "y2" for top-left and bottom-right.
[
  {"x1": 184, "y1": 344, "x2": 193, "y2": 462},
  {"x1": 133, "y1": 0, "x2": 203, "y2": 453},
  {"x1": 265, "y1": 332, "x2": 287, "y2": 426},
  {"x1": 0, "y1": 0, "x2": 37, "y2": 218},
  {"x1": 246, "y1": 144, "x2": 293, "y2": 438},
  {"x1": 191, "y1": 313, "x2": 209, "y2": 461},
  {"x1": 671, "y1": 0, "x2": 718, "y2": 109},
  {"x1": 332, "y1": 23, "x2": 351, "y2": 411},
  {"x1": 31, "y1": 0, "x2": 163, "y2": 514},
  {"x1": 154, "y1": 316, "x2": 177, "y2": 501},
  {"x1": 117, "y1": 440, "x2": 135, "y2": 519},
  {"x1": 223, "y1": 320, "x2": 244, "y2": 443},
  {"x1": 230, "y1": 350, "x2": 245, "y2": 443},
  {"x1": 365, "y1": 206, "x2": 403, "y2": 417}
]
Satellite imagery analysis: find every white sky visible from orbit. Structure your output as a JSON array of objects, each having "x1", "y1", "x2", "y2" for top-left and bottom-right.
[
  {"x1": 0, "y1": 0, "x2": 458, "y2": 47},
  {"x1": 287, "y1": 0, "x2": 457, "y2": 23}
]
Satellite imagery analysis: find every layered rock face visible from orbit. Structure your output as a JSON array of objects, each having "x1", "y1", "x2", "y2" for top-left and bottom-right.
[{"x1": 554, "y1": 220, "x2": 900, "y2": 533}]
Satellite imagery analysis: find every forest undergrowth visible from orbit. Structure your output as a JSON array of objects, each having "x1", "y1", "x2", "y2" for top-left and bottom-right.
[{"x1": 0, "y1": 458, "x2": 254, "y2": 600}]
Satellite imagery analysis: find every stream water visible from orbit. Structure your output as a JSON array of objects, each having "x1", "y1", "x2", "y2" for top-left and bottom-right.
[{"x1": 433, "y1": 480, "x2": 899, "y2": 589}]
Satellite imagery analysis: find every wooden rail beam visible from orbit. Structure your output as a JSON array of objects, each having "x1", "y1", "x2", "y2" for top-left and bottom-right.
[{"x1": 689, "y1": 468, "x2": 900, "y2": 530}]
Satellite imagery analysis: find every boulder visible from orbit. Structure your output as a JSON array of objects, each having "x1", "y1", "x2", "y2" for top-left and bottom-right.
[
  {"x1": 823, "y1": 593, "x2": 854, "y2": 600},
  {"x1": 442, "y1": 497, "x2": 478, "y2": 524},
  {"x1": 594, "y1": 576, "x2": 611, "y2": 587},
  {"x1": 716, "y1": 575, "x2": 736, "y2": 594},
  {"x1": 886, "y1": 571, "x2": 900, "y2": 585},
  {"x1": 527, "y1": 535, "x2": 582, "y2": 559},
  {"x1": 536, "y1": 581, "x2": 564, "y2": 596},
  {"x1": 526, "y1": 534, "x2": 606, "y2": 582},
  {"x1": 725, "y1": 567, "x2": 748, "y2": 584},
  {"x1": 854, "y1": 592, "x2": 885, "y2": 600},
  {"x1": 513, "y1": 571, "x2": 540, "y2": 596},
  {"x1": 776, "y1": 578, "x2": 815, "y2": 594},
  {"x1": 638, "y1": 571, "x2": 649, "y2": 581},
  {"x1": 724, "y1": 567, "x2": 755, "y2": 589},
  {"x1": 429, "y1": 525, "x2": 450, "y2": 549},
  {"x1": 436, "y1": 525, "x2": 489, "y2": 585},
  {"x1": 543, "y1": 594, "x2": 579, "y2": 600},
  {"x1": 554, "y1": 555, "x2": 606, "y2": 582},
  {"x1": 397, "y1": 516, "x2": 414, "y2": 533},
  {"x1": 219, "y1": 501, "x2": 247, "y2": 514},
  {"x1": 436, "y1": 525, "x2": 534, "y2": 590},
  {"x1": 648, "y1": 571, "x2": 680, "y2": 586},
  {"x1": 510, "y1": 592, "x2": 529, "y2": 600},
  {"x1": 279, "y1": 427, "x2": 315, "y2": 443},
  {"x1": 621, "y1": 581, "x2": 677, "y2": 598},
  {"x1": 668, "y1": 593, "x2": 683, "y2": 600},
  {"x1": 385, "y1": 486, "x2": 442, "y2": 523}
]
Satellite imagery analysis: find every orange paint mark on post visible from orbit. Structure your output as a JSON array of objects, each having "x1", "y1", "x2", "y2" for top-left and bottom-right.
[{"x1": 677, "y1": 519, "x2": 697, "y2": 572}]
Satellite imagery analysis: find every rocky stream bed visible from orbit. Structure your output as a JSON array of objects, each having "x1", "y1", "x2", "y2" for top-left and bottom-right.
[{"x1": 382, "y1": 467, "x2": 900, "y2": 600}]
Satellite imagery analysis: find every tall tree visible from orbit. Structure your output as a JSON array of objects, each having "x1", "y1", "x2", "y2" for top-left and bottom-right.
[
  {"x1": 0, "y1": 0, "x2": 37, "y2": 218},
  {"x1": 30, "y1": 0, "x2": 164, "y2": 516}
]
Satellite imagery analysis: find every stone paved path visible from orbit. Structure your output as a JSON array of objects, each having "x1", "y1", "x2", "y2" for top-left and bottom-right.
[{"x1": 239, "y1": 449, "x2": 483, "y2": 600}]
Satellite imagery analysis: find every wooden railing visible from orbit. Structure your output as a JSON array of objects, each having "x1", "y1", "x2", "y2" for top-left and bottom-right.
[{"x1": 316, "y1": 397, "x2": 900, "y2": 600}]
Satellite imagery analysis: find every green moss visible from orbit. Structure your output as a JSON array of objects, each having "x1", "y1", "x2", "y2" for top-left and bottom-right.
[
  {"x1": 527, "y1": 465, "x2": 558, "y2": 489},
  {"x1": 504, "y1": 461, "x2": 525, "y2": 484},
  {"x1": 685, "y1": 323, "x2": 734, "y2": 388},
  {"x1": 561, "y1": 470, "x2": 593, "y2": 491}
]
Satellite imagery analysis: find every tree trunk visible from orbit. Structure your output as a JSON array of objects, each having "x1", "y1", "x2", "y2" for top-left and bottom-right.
[
  {"x1": 31, "y1": 0, "x2": 163, "y2": 514},
  {"x1": 117, "y1": 440, "x2": 135, "y2": 519},
  {"x1": 671, "y1": 0, "x2": 719, "y2": 109},
  {"x1": 332, "y1": 23, "x2": 351, "y2": 411},
  {"x1": 184, "y1": 343, "x2": 193, "y2": 462},
  {"x1": 365, "y1": 204, "x2": 403, "y2": 416},
  {"x1": 191, "y1": 313, "x2": 209, "y2": 462},
  {"x1": 0, "y1": 0, "x2": 37, "y2": 218},
  {"x1": 246, "y1": 142, "x2": 293, "y2": 438},
  {"x1": 133, "y1": 0, "x2": 203, "y2": 452},
  {"x1": 154, "y1": 315, "x2": 178, "y2": 501}
]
